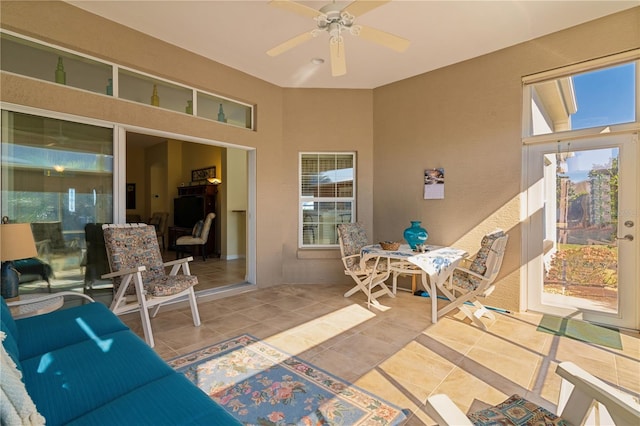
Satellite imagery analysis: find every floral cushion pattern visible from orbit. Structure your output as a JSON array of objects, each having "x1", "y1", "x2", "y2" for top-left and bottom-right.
[
  {"x1": 337, "y1": 223, "x2": 370, "y2": 270},
  {"x1": 452, "y1": 229, "x2": 505, "y2": 291},
  {"x1": 468, "y1": 394, "x2": 568, "y2": 426},
  {"x1": 147, "y1": 274, "x2": 198, "y2": 297},
  {"x1": 103, "y1": 225, "x2": 197, "y2": 296}
]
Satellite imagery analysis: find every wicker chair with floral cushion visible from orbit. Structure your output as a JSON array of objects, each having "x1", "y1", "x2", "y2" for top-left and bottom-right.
[
  {"x1": 101, "y1": 223, "x2": 201, "y2": 347},
  {"x1": 436, "y1": 229, "x2": 508, "y2": 330},
  {"x1": 337, "y1": 222, "x2": 393, "y2": 308},
  {"x1": 426, "y1": 361, "x2": 640, "y2": 426}
]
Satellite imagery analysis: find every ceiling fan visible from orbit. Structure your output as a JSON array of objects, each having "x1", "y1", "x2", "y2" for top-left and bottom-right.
[{"x1": 267, "y1": 0, "x2": 410, "y2": 77}]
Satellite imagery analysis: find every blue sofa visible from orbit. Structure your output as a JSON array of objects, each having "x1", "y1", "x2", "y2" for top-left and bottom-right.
[{"x1": 0, "y1": 295, "x2": 240, "y2": 425}]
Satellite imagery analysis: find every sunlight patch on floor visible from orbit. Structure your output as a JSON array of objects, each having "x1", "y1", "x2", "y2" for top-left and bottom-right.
[{"x1": 262, "y1": 303, "x2": 377, "y2": 355}]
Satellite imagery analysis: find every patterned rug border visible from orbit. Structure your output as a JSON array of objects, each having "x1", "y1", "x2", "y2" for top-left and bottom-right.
[{"x1": 168, "y1": 334, "x2": 407, "y2": 425}]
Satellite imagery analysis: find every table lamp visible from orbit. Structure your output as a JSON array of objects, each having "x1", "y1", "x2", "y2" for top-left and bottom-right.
[{"x1": 1, "y1": 223, "x2": 38, "y2": 298}]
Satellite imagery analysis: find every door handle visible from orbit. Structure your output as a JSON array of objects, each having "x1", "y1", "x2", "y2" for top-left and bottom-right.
[{"x1": 616, "y1": 234, "x2": 634, "y2": 241}]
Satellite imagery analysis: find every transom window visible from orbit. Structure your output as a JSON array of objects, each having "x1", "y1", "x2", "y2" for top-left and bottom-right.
[
  {"x1": 299, "y1": 153, "x2": 355, "y2": 248},
  {"x1": 523, "y1": 53, "x2": 637, "y2": 138}
]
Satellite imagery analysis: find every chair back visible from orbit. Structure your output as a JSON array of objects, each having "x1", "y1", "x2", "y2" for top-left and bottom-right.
[
  {"x1": 84, "y1": 223, "x2": 109, "y2": 284},
  {"x1": 30, "y1": 221, "x2": 66, "y2": 250},
  {"x1": 198, "y1": 213, "x2": 216, "y2": 243},
  {"x1": 337, "y1": 223, "x2": 368, "y2": 270},
  {"x1": 102, "y1": 224, "x2": 165, "y2": 293},
  {"x1": 453, "y1": 230, "x2": 508, "y2": 292},
  {"x1": 149, "y1": 212, "x2": 169, "y2": 235},
  {"x1": 481, "y1": 233, "x2": 509, "y2": 285}
]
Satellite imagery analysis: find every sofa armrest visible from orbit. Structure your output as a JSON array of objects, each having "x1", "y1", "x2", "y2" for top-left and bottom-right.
[{"x1": 6, "y1": 291, "x2": 94, "y2": 308}]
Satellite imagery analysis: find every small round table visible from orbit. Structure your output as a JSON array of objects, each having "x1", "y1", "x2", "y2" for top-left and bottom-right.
[{"x1": 8, "y1": 294, "x2": 64, "y2": 319}]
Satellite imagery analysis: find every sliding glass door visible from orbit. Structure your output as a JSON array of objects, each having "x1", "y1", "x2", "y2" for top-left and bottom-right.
[{"x1": 1, "y1": 109, "x2": 113, "y2": 294}]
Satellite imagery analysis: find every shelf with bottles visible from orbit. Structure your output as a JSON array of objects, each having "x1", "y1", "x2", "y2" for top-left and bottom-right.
[
  {"x1": 117, "y1": 68, "x2": 194, "y2": 115},
  {"x1": 197, "y1": 92, "x2": 252, "y2": 129},
  {"x1": 0, "y1": 30, "x2": 255, "y2": 130},
  {"x1": 0, "y1": 32, "x2": 112, "y2": 95}
]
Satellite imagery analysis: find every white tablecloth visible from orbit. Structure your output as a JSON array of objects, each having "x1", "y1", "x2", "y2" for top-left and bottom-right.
[
  {"x1": 407, "y1": 247, "x2": 468, "y2": 288},
  {"x1": 361, "y1": 244, "x2": 467, "y2": 323}
]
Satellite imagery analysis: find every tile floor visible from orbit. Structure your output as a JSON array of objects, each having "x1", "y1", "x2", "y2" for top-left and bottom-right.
[{"x1": 115, "y1": 280, "x2": 640, "y2": 425}]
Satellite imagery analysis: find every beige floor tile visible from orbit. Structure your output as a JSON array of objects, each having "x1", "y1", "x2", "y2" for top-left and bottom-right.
[
  {"x1": 378, "y1": 342, "x2": 457, "y2": 393},
  {"x1": 464, "y1": 340, "x2": 543, "y2": 390},
  {"x1": 488, "y1": 314, "x2": 552, "y2": 354},
  {"x1": 432, "y1": 366, "x2": 509, "y2": 414},
  {"x1": 615, "y1": 354, "x2": 640, "y2": 393}
]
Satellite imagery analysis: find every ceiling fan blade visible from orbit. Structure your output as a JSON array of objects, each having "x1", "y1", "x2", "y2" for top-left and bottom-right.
[
  {"x1": 269, "y1": 0, "x2": 323, "y2": 19},
  {"x1": 267, "y1": 31, "x2": 314, "y2": 56},
  {"x1": 342, "y1": 0, "x2": 391, "y2": 18},
  {"x1": 356, "y1": 25, "x2": 410, "y2": 52},
  {"x1": 330, "y1": 38, "x2": 347, "y2": 77}
]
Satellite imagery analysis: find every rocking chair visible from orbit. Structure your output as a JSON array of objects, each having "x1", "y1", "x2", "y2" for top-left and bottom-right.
[
  {"x1": 337, "y1": 223, "x2": 393, "y2": 308},
  {"x1": 101, "y1": 223, "x2": 201, "y2": 347},
  {"x1": 436, "y1": 229, "x2": 508, "y2": 330}
]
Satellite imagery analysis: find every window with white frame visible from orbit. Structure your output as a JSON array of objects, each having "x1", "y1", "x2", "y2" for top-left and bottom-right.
[
  {"x1": 523, "y1": 54, "x2": 637, "y2": 138},
  {"x1": 299, "y1": 153, "x2": 355, "y2": 247}
]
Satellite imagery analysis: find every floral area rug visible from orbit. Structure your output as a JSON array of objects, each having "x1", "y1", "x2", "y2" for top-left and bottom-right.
[{"x1": 168, "y1": 334, "x2": 407, "y2": 426}]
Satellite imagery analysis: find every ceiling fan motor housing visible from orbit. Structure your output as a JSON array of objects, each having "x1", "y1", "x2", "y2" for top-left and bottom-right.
[{"x1": 317, "y1": 3, "x2": 354, "y2": 34}]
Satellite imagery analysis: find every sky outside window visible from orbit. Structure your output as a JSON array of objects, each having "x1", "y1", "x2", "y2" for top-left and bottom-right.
[{"x1": 571, "y1": 62, "x2": 636, "y2": 130}]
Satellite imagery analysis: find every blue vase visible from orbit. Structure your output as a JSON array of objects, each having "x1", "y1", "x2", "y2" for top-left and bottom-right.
[{"x1": 404, "y1": 221, "x2": 428, "y2": 249}]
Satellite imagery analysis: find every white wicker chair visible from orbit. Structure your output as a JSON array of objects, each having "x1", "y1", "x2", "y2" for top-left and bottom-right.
[{"x1": 102, "y1": 223, "x2": 201, "y2": 347}]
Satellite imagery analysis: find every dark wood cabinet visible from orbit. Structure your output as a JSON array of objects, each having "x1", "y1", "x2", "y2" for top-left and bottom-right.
[{"x1": 173, "y1": 184, "x2": 217, "y2": 255}]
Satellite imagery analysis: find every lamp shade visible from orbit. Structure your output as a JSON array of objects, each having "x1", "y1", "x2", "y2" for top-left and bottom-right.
[{"x1": 0, "y1": 223, "x2": 38, "y2": 261}]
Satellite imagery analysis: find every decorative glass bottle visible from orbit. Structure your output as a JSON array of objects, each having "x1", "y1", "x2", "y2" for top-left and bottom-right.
[
  {"x1": 217, "y1": 104, "x2": 226, "y2": 122},
  {"x1": 403, "y1": 220, "x2": 428, "y2": 249},
  {"x1": 150, "y1": 84, "x2": 160, "y2": 106},
  {"x1": 55, "y1": 57, "x2": 66, "y2": 84}
]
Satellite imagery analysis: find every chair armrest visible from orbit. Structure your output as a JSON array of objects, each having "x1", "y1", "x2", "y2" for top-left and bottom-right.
[
  {"x1": 163, "y1": 257, "x2": 194, "y2": 268},
  {"x1": 101, "y1": 266, "x2": 146, "y2": 279},
  {"x1": 425, "y1": 394, "x2": 473, "y2": 426},
  {"x1": 556, "y1": 362, "x2": 640, "y2": 425},
  {"x1": 342, "y1": 254, "x2": 360, "y2": 261}
]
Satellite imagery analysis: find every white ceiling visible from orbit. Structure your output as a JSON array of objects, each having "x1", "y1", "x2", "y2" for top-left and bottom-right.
[{"x1": 67, "y1": 1, "x2": 638, "y2": 89}]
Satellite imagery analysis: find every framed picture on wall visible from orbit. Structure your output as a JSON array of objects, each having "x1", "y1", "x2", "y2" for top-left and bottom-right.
[
  {"x1": 191, "y1": 166, "x2": 216, "y2": 183},
  {"x1": 424, "y1": 168, "x2": 445, "y2": 199},
  {"x1": 126, "y1": 183, "x2": 136, "y2": 209}
]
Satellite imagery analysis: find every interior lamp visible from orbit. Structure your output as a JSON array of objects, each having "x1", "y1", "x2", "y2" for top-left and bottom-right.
[
  {"x1": 1, "y1": 222, "x2": 38, "y2": 299},
  {"x1": 207, "y1": 178, "x2": 222, "y2": 185}
]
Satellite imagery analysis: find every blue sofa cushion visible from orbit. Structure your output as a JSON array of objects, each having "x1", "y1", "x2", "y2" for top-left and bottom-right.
[
  {"x1": 16, "y1": 302, "x2": 129, "y2": 360},
  {"x1": 21, "y1": 330, "x2": 175, "y2": 425},
  {"x1": 1, "y1": 297, "x2": 21, "y2": 367},
  {"x1": 65, "y1": 373, "x2": 241, "y2": 425}
]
